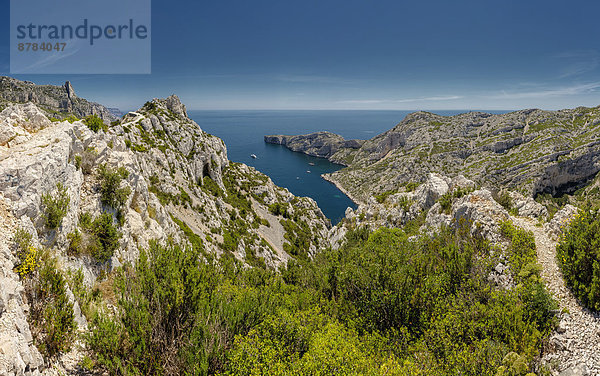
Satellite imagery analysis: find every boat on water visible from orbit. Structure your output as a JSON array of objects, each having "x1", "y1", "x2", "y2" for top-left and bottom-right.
[
  {"x1": 250, "y1": 154, "x2": 257, "y2": 159},
  {"x1": 309, "y1": 162, "x2": 315, "y2": 166},
  {"x1": 306, "y1": 170, "x2": 311, "y2": 173}
]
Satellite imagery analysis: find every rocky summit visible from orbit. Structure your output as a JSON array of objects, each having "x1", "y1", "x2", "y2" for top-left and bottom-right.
[{"x1": 0, "y1": 77, "x2": 117, "y2": 122}]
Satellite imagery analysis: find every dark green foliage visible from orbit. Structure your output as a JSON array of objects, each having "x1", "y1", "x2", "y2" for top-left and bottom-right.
[
  {"x1": 87, "y1": 241, "x2": 280, "y2": 375},
  {"x1": 98, "y1": 164, "x2": 131, "y2": 212},
  {"x1": 26, "y1": 257, "x2": 76, "y2": 358},
  {"x1": 268, "y1": 202, "x2": 290, "y2": 218},
  {"x1": 78, "y1": 212, "x2": 121, "y2": 262},
  {"x1": 41, "y1": 183, "x2": 70, "y2": 229},
  {"x1": 439, "y1": 187, "x2": 474, "y2": 214},
  {"x1": 74, "y1": 155, "x2": 82, "y2": 170},
  {"x1": 13, "y1": 227, "x2": 33, "y2": 254},
  {"x1": 556, "y1": 208, "x2": 600, "y2": 310},
  {"x1": 85, "y1": 222, "x2": 555, "y2": 375},
  {"x1": 66, "y1": 230, "x2": 82, "y2": 255},
  {"x1": 84, "y1": 115, "x2": 107, "y2": 132},
  {"x1": 374, "y1": 189, "x2": 397, "y2": 204},
  {"x1": 281, "y1": 219, "x2": 312, "y2": 258},
  {"x1": 201, "y1": 176, "x2": 223, "y2": 197},
  {"x1": 404, "y1": 181, "x2": 420, "y2": 192},
  {"x1": 90, "y1": 213, "x2": 121, "y2": 262}
]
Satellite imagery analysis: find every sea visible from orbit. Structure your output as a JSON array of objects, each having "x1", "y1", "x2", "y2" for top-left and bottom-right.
[{"x1": 188, "y1": 110, "x2": 508, "y2": 224}]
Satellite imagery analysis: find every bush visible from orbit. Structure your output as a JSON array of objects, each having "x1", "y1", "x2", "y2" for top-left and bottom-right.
[
  {"x1": 80, "y1": 147, "x2": 98, "y2": 175},
  {"x1": 495, "y1": 190, "x2": 513, "y2": 212},
  {"x1": 84, "y1": 115, "x2": 107, "y2": 132},
  {"x1": 90, "y1": 213, "x2": 121, "y2": 262},
  {"x1": 374, "y1": 190, "x2": 397, "y2": 204},
  {"x1": 13, "y1": 227, "x2": 33, "y2": 255},
  {"x1": 556, "y1": 208, "x2": 600, "y2": 310},
  {"x1": 98, "y1": 164, "x2": 131, "y2": 211},
  {"x1": 87, "y1": 241, "x2": 279, "y2": 375},
  {"x1": 84, "y1": 222, "x2": 556, "y2": 375},
  {"x1": 67, "y1": 230, "x2": 82, "y2": 256},
  {"x1": 25, "y1": 256, "x2": 76, "y2": 358},
  {"x1": 41, "y1": 183, "x2": 70, "y2": 229}
]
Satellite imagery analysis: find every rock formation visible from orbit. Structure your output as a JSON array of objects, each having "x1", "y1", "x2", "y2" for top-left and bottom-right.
[
  {"x1": 0, "y1": 89, "x2": 331, "y2": 374},
  {"x1": 268, "y1": 107, "x2": 600, "y2": 203},
  {"x1": 0, "y1": 77, "x2": 117, "y2": 121},
  {"x1": 264, "y1": 131, "x2": 365, "y2": 164}
]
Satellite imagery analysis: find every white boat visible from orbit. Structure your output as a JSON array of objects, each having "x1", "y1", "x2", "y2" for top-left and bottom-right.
[
  {"x1": 309, "y1": 162, "x2": 315, "y2": 166},
  {"x1": 250, "y1": 154, "x2": 257, "y2": 159},
  {"x1": 306, "y1": 170, "x2": 311, "y2": 173}
]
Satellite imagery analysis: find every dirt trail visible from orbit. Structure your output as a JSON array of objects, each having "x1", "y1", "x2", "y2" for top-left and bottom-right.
[{"x1": 512, "y1": 217, "x2": 600, "y2": 375}]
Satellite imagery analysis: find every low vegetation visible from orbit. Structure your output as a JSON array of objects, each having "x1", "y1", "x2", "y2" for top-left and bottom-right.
[
  {"x1": 70, "y1": 212, "x2": 121, "y2": 262},
  {"x1": 84, "y1": 115, "x2": 107, "y2": 133},
  {"x1": 41, "y1": 183, "x2": 70, "y2": 230},
  {"x1": 557, "y1": 207, "x2": 600, "y2": 311},
  {"x1": 12, "y1": 232, "x2": 76, "y2": 359},
  {"x1": 84, "y1": 220, "x2": 555, "y2": 375},
  {"x1": 98, "y1": 164, "x2": 131, "y2": 215}
]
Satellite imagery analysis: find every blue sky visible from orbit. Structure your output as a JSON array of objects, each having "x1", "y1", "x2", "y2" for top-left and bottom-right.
[{"x1": 1, "y1": 0, "x2": 600, "y2": 111}]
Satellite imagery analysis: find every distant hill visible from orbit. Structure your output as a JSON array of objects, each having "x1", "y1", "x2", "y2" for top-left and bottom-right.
[{"x1": 0, "y1": 76, "x2": 117, "y2": 121}]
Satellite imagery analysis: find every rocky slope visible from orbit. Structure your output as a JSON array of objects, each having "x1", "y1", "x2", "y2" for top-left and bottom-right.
[
  {"x1": 0, "y1": 90, "x2": 330, "y2": 374},
  {"x1": 0, "y1": 77, "x2": 117, "y2": 121},
  {"x1": 269, "y1": 107, "x2": 600, "y2": 204},
  {"x1": 264, "y1": 132, "x2": 364, "y2": 163}
]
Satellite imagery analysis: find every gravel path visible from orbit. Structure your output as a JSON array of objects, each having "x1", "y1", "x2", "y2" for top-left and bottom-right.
[{"x1": 512, "y1": 216, "x2": 600, "y2": 375}]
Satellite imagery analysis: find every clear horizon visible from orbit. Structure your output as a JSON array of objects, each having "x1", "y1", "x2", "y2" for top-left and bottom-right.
[{"x1": 2, "y1": 0, "x2": 600, "y2": 112}]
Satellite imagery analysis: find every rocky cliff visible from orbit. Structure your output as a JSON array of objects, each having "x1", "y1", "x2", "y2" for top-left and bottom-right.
[
  {"x1": 268, "y1": 107, "x2": 600, "y2": 203},
  {"x1": 264, "y1": 131, "x2": 365, "y2": 164},
  {"x1": 0, "y1": 77, "x2": 117, "y2": 121},
  {"x1": 0, "y1": 88, "x2": 330, "y2": 374}
]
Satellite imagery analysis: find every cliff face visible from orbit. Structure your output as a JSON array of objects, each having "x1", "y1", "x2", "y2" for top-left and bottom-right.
[
  {"x1": 264, "y1": 132, "x2": 365, "y2": 165},
  {"x1": 0, "y1": 89, "x2": 330, "y2": 374},
  {"x1": 0, "y1": 77, "x2": 117, "y2": 121},
  {"x1": 268, "y1": 107, "x2": 600, "y2": 203}
]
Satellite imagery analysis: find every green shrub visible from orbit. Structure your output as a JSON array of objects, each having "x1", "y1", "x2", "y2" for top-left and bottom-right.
[
  {"x1": 495, "y1": 190, "x2": 513, "y2": 212},
  {"x1": 374, "y1": 189, "x2": 397, "y2": 204},
  {"x1": 13, "y1": 227, "x2": 33, "y2": 255},
  {"x1": 268, "y1": 202, "x2": 289, "y2": 218},
  {"x1": 74, "y1": 155, "x2": 82, "y2": 170},
  {"x1": 87, "y1": 241, "x2": 279, "y2": 375},
  {"x1": 41, "y1": 183, "x2": 70, "y2": 229},
  {"x1": 556, "y1": 208, "x2": 600, "y2": 310},
  {"x1": 26, "y1": 256, "x2": 76, "y2": 358},
  {"x1": 98, "y1": 164, "x2": 131, "y2": 211},
  {"x1": 90, "y1": 213, "x2": 121, "y2": 262},
  {"x1": 84, "y1": 221, "x2": 556, "y2": 375},
  {"x1": 65, "y1": 115, "x2": 79, "y2": 123},
  {"x1": 84, "y1": 115, "x2": 107, "y2": 132},
  {"x1": 67, "y1": 230, "x2": 82, "y2": 255}
]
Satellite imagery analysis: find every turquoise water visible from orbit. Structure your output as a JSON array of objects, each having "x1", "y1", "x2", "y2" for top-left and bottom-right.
[{"x1": 189, "y1": 110, "x2": 506, "y2": 224}]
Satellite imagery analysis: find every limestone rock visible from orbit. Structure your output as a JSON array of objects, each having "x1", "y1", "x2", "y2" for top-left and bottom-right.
[
  {"x1": 264, "y1": 132, "x2": 365, "y2": 163},
  {"x1": 545, "y1": 204, "x2": 578, "y2": 240},
  {"x1": 0, "y1": 76, "x2": 117, "y2": 121}
]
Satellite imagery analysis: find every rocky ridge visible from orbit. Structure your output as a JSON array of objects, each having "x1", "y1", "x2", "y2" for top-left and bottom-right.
[
  {"x1": 268, "y1": 107, "x2": 600, "y2": 204},
  {"x1": 0, "y1": 92, "x2": 330, "y2": 374},
  {"x1": 0, "y1": 77, "x2": 117, "y2": 121}
]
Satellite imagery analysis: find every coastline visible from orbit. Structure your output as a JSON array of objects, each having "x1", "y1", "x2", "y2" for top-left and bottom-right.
[{"x1": 321, "y1": 173, "x2": 362, "y2": 207}]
